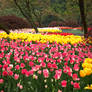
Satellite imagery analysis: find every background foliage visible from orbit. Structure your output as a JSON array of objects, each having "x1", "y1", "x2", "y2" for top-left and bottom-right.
[{"x1": 0, "y1": 0, "x2": 92, "y2": 27}]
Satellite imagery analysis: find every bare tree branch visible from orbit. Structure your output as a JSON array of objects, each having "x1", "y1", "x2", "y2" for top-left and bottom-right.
[
  {"x1": 14, "y1": 0, "x2": 29, "y2": 19},
  {"x1": 13, "y1": 0, "x2": 38, "y2": 33}
]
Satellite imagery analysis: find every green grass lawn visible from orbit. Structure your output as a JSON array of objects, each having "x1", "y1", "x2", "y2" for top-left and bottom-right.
[{"x1": 62, "y1": 29, "x2": 84, "y2": 36}]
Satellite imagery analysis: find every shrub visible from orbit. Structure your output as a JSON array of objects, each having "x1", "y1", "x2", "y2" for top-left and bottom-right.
[
  {"x1": 0, "y1": 15, "x2": 32, "y2": 30},
  {"x1": 64, "y1": 20, "x2": 80, "y2": 27},
  {"x1": 48, "y1": 21, "x2": 64, "y2": 27},
  {"x1": 48, "y1": 21, "x2": 80, "y2": 27}
]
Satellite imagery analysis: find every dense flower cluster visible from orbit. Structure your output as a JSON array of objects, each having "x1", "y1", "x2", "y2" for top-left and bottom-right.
[
  {"x1": 80, "y1": 58, "x2": 92, "y2": 77},
  {"x1": 0, "y1": 32, "x2": 83, "y2": 44},
  {"x1": 80, "y1": 58, "x2": 92, "y2": 90},
  {"x1": 0, "y1": 37, "x2": 92, "y2": 92},
  {"x1": 0, "y1": 30, "x2": 92, "y2": 92}
]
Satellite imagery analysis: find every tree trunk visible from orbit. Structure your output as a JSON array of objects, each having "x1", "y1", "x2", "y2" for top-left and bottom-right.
[
  {"x1": 78, "y1": 0, "x2": 88, "y2": 38},
  {"x1": 0, "y1": 24, "x2": 10, "y2": 34}
]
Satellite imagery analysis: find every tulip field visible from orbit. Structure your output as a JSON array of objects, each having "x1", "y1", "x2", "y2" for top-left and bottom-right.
[{"x1": 0, "y1": 29, "x2": 92, "y2": 92}]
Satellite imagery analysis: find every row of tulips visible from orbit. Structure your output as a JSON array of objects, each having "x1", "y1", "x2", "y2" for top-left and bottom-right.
[
  {"x1": 80, "y1": 58, "x2": 92, "y2": 90},
  {"x1": 0, "y1": 37, "x2": 92, "y2": 92},
  {"x1": 0, "y1": 32, "x2": 83, "y2": 44},
  {"x1": 41, "y1": 32, "x2": 73, "y2": 36},
  {"x1": 59, "y1": 27, "x2": 82, "y2": 30},
  {"x1": 32, "y1": 28, "x2": 62, "y2": 33}
]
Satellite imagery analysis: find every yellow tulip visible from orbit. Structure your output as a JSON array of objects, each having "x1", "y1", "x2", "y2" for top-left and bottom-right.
[
  {"x1": 80, "y1": 70, "x2": 86, "y2": 77},
  {"x1": 84, "y1": 68, "x2": 92, "y2": 76}
]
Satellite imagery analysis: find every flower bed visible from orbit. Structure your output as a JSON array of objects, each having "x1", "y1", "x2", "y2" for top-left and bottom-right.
[
  {"x1": 0, "y1": 36, "x2": 92, "y2": 92},
  {"x1": 0, "y1": 32, "x2": 83, "y2": 44},
  {"x1": 0, "y1": 31, "x2": 92, "y2": 92}
]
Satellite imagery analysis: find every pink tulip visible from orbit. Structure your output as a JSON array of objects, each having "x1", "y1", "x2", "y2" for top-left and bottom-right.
[
  {"x1": 54, "y1": 69, "x2": 62, "y2": 80},
  {"x1": 0, "y1": 79, "x2": 4, "y2": 84},
  {"x1": 38, "y1": 57, "x2": 44, "y2": 62},
  {"x1": 64, "y1": 57, "x2": 70, "y2": 62},
  {"x1": 50, "y1": 68, "x2": 54, "y2": 72},
  {"x1": 23, "y1": 55, "x2": 29, "y2": 61},
  {"x1": 35, "y1": 65, "x2": 41, "y2": 71},
  {"x1": 43, "y1": 69, "x2": 49, "y2": 78},
  {"x1": 73, "y1": 82, "x2": 80, "y2": 89},
  {"x1": 70, "y1": 59, "x2": 74, "y2": 64},
  {"x1": 21, "y1": 69, "x2": 27, "y2": 75},
  {"x1": 2, "y1": 60, "x2": 6, "y2": 64},
  {"x1": 0, "y1": 64, "x2": 2, "y2": 68},
  {"x1": 20, "y1": 63, "x2": 25, "y2": 68},
  {"x1": 1, "y1": 90, "x2": 4, "y2": 92},
  {"x1": 61, "y1": 80, "x2": 67, "y2": 87},
  {"x1": 15, "y1": 65, "x2": 20, "y2": 70},
  {"x1": 2, "y1": 71, "x2": 8, "y2": 76},
  {"x1": 47, "y1": 62, "x2": 52, "y2": 68},
  {"x1": 40, "y1": 62, "x2": 46, "y2": 68},
  {"x1": 25, "y1": 71, "x2": 30, "y2": 77},
  {"x1": 57, "y1": 59, "x2": 61, "y2": 63},
  {"x1": 0, "y1": 53, "x2": 4, "y2": 59},
  {"x1": 58, "y1": 89, "x2": 62, "y2": 92},
  {"x1": 52, "y1": 63, "x2": 58, "y2": 69},
  {"x1": 19, "y1": 85, "x2": 23, "y2": 89},
  {"x1": 17, "y1": 83, "x2": 20, "y2": 87},
  {"x1": 63, "y1": 67, "x2": 67, "y2": 73},
  {"x1": 64, "y1": 62, "x2": 68, "y2": 66},
  {"x1": 14, "y1": 74, "x2": 19, "y2": 80},
  {"x1": 37, "y1": 70, "x2": 42, "y2": 74},
  {"x1": 72, "y1": 73, "x2": 79, "y2": 81},
  {"x1": 8, "y1": 71, "x2": 13, "y2": 76},
  {"x1": 6, "y1": 60, "x2": 10, "y2": 65},
  {"x1": 3, "y1": 64, "x2": 8, "y2": 69},
  {"x1": 73, "y1": 64, "x2": 79, "y2": 71},
  {"x1": 29, "y1": 61, "x2": 34, "y2": 67},
  {"x1": 67, "y1": 72, "x2": 72, "y2": 77},
  {"x1": 71, "y1": 81, "x2": 74, "y2": 85},
  {"x1": 29, "y1": 70, "x2": 34, "y2": 75}
]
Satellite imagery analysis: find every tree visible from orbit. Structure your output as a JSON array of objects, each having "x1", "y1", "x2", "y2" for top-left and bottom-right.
[
  {"x1": 13, "y1": 0, "x2": 39, "y2": 33},
  {"x1": 13, "y1": 0, "x2": 66, "y2": 28},
  {"x1": 12, "y1": 0, "x2": 54, "y2": 32},
  {"x1": 78, "y1": 0, "x2": 88, "y2": 37},
  {"x1": 50, "y1": 0, "x2": 81, "y2": 26},
  {"x1": 63, "y1": 0, "x2": 80, "y2": 25},
  {"x1": 0, "y1": 0, "x2": 23, "y2": 18}
]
